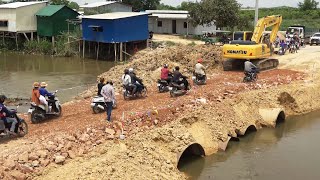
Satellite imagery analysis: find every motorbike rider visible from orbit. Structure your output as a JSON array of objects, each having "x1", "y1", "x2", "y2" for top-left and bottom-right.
[
  {"x1": 31, "y1": 82, "x2": 41, "y2": 105},
  {"x1": 0, "y1": 95, "x2": 18, "y2": 135},
  {"x1": 172, "y1": 66, "x2": 189, "y2": 90},
  {"x1": 97, "y1": 77, "x2": 105, "y2": 96},
  {"x1": 129, "y1": 68, "x2": 143, "y2": 95},
  {"x1": 160, "y1": 64, "x2": 172, "y2": 84},
  {"x1": 244, "y1": 60, "x2": 258, "y2": 75},
  {"x1": 122, "y1": 69, "x2": 132, "y2": 93},
  {"x1": 39, "y1": 82, "x2": 53, "y2": 113},
  {"x1": 194, "y1": 58, "x2": 206, "y2": 80}
]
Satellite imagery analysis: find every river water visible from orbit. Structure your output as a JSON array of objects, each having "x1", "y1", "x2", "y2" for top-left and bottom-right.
[
  {"x1": 180, "y1": 111, "x2": 320, "y2": 180},
  {"x1": 0, "y1": 53, "x2": 114, "y2": 103}
]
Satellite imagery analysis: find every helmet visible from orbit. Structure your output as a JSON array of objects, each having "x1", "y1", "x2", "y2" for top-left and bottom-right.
[
  {"x1": 0, "y1": 95, "x2": 7, "y2": 103},
  {"x1": 175, "y1": 66, "x2": 180, "y2": 71},
  {"x1": 164, "y1": 64, "x2": 168, "y2": 68},
  {"x1": 197, "y1": 58, "x2": 203, "y2": 63},
  {"x1": 40, "y1": 82, "x2": 48, "y2": 87},
  {"x1": 128, "y1": 68, "x2": 134, "y2": 73},
  {"x1": 33, "y1": 82, "x2": 40, "y2": 88}
]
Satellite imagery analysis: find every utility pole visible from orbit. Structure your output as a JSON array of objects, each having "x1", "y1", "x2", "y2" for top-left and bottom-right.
[{"x1": 254, "y1": 0, "x2": 259, "y2": 26}]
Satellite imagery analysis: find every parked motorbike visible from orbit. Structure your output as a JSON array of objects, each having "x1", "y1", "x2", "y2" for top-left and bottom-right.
[
  {"x1": 123, "y1": 81, "x2": 147, "y2": 100},
  {"x1": 90, "y1": 96, "x2": 117, "y2": 114},
  {"x1": 157, "y1": 74, "x2": 173, "y2": 93},
  {"x1": 0, "y1": 106, "x2": 28, "y2": 138},
  {"x1": 28, "y1": 90, "x2": 62, "y2": 123},
  {"x1": 243, "y1": 71, "x2": 258, "y2": 82},
  {"x1": 192, "y1": 72, "x2": 207, "y2": 85},
  {"x1": 169, "y1": 77, "x2": 191, "y2": 97}
]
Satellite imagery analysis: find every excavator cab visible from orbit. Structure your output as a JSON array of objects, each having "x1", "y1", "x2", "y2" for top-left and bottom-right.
[{"x1": 233, "y1": 31, "x2": 253, "y2": 41}]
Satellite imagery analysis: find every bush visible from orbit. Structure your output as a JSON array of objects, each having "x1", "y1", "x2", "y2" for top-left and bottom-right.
[{"x1": 165, "y1": 41, "x2": 176, "y2": 46}]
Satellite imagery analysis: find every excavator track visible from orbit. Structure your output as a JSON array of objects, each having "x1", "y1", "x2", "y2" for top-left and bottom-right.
[{"x1": 223, "y1": 58, "x2": 279, "y2": 71}]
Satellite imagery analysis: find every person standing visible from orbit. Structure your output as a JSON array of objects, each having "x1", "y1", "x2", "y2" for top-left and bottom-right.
[
  {"x1": 97, "y1": 77, "x2": 105, "y2": 96},
  {"x1": 101, "y1": 81, "x2": 116, "y2": 122}
]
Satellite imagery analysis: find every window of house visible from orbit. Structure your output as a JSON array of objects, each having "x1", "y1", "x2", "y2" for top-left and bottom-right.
[
  {"x1": 157, "y1": 21, "x2": 162, "y2": 27},
  {"x1": 184, "y1": 22, "x2": 188, "y2": 28},
  {"x1": 0, "y1": 20, "x2": 8, "y2": 27},
  {"x1": 89, "y1": 25, "x2": 103, "y2": 32}
]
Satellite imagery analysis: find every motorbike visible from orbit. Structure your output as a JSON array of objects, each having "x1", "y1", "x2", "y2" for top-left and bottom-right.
[
  {"x1": 169, "y1": 77, "x2": 191, "y2": 97},
  {"x1": 0, "y1": 106, "x2": 28, "y2": 138},
  {"x1": 157, "y1": 74, "x2": 173, "y2": 93},
  {"x1": 289, "y1": 43, "x2": 297, "y2": 54},
  {"x1": 123, "y1": 81, "x2": 147, "y2": 100},
  {"x1": 28, "y1": 90, "x2": 62, "y2": 123},
  {"x1": 192, "y1": 72, "x2": 207, "y2": 85},
  {"x1": 243, "y1": 71, "x2": 258, "y2": 82},
  {"x1": 90, "y1": 96, "x2": 117, "y2": 114}
]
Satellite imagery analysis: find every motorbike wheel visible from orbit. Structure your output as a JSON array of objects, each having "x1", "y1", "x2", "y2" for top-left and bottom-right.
[
  {"x1": 141, "y1": 87, "x2": 147, "y2": 97},
  {"x1": 31, "y1": 109, "x2": 45, "y2": 123},
  {"x1": 17, "y1": 120, "x2": 28, "y2": 137},
  {"x1": 170, "y1": 87, "x2": 177, "y2": 97},
  {"x1": 92, "y1": 105, "x2": 102, "y2": 114},
  {"x1": 55, "y1": 105, "x2": 62, "y2": 117},
  {"x1": 253, "y1": 74, "x2": 258, "y2": 82},
  {"x1": 243, "y1": 77, "x2": 249, "y2": 83},
  {"x1": 123, "y1": 91, "x2": 129, "y2": 100}
]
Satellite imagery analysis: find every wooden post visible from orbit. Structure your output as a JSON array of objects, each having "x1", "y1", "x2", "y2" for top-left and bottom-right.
[
  {"x1": 31, "y1": 32, "x2": 34, "y2": 41},
  {"x1": 120, "y1": 42, "x2": 123, "y2": 62},
  {"x1": 96, "y1": 42, "x2": 99, "y2": 60},
  {"x1": 52, "y1": 36, "x2": 55, "y2": 49},
  {"x1": 114, "y1": 43, "x2": 117, "y2": 62},
  {"x1": 15, "y1": 33, "x2": 18, "y2": 49},
  {"x1": 124, "y1": 43, "x2": 127, "y2": 61},
  {"x1": 89, "y1": 41, "x2": 91, "y2": 54},
  {"x1": 23, "y1": 33, "x2": 29, "y2": 41},
  {"x1": 37, "y1": 35, "x2": 39, "y2": 43},
  {"x1": 82, "y1": 40, "x2": 85, "y2": 58}
]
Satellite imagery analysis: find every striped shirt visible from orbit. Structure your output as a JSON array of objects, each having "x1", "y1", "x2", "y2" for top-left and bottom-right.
[{"x1": 101, "y1": 84, "x2": 115, "y2": 103}]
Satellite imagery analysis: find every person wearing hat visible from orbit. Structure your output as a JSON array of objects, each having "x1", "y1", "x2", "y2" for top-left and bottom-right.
[
  {"x1": 39, "y1": 82, "x2": 53, "y2": 112},
  {"x1": 31, "y1": 82, "x2": 41, "y2": 105},
  {"x1": 194, "y1": 58, "x2": 206, "y2": 80},
  {"x1": 0, "y1": 95, "x2": 18, "y2": 135},
  {"x1": 160, "y1": 64, "x2": 172, "y2": 84},
  {"x1": 101, "y1": 80, "x2": 116, "y2": 122}
]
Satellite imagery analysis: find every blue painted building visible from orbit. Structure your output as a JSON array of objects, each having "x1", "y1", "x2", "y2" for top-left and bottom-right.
[{"x1": 82, "y1": 12, "x2": 149, "y2": 43}]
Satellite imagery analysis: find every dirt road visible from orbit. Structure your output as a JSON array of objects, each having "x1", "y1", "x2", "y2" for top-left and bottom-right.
[{"x1": 1, "y1": 45, "x2": 319, "y2": 180}]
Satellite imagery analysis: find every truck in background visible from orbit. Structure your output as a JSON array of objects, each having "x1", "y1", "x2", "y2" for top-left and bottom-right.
[{"x1": 286, "y1": 25, "x2": 320, "y2": 44}]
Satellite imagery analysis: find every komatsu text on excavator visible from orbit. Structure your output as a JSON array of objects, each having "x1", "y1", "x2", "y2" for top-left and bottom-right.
[{"x1": 222, "y1": 15, "x2": 282, "y2": 71}]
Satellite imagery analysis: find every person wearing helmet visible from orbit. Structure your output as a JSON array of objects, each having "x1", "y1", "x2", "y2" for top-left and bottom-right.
[
  {"x1": 0, "y1": 95, "x2": 18, "y2": 135},
  {"x1": 161, "y1": 64, "x2": 172, "y2": 83},
  {"x1": 39, "y1": 82, "x2": 53, "y2": 112},
  {"x1": 195, "y1": 58, "x2": 206, "y2": 80},
  {"x1": 31, "y1": 82, "x2": 41, "y2": 105},
  {"x1": 172, "y1": 66, "x2": 189, "y2": 90},
  {"x1": 128, "y1": 68, "x2": 143, "y2": 95}
]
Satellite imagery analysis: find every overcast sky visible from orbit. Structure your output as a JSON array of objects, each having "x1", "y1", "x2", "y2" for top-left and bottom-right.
[{"x1": 161, "y1": 0, "x2": 320, "y2": 8}]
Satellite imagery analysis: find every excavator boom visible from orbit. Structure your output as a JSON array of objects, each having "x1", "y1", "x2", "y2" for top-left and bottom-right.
[{"x1": 251, "y1": 15, "x2": 282, "y2": 44}]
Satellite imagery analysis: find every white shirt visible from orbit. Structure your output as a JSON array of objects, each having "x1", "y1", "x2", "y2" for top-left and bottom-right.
[
  {"x1": 122, "y1": 74, "x2": 131, "y2": 86},
  {"x1": 195, "y1": 63, "x2": 206, "y2": 75}
]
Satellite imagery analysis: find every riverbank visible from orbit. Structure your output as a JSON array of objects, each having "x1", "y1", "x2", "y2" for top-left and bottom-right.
[{"x1": 1, "y1": 45, "x2": 320, "y2": 180}]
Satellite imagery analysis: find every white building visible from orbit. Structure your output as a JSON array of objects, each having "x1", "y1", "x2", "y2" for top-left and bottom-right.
[
  {"x1": 146, "y1": 10, "x2": 216, "y2": 36},
  {"x1": 80, "y1": 1, "x2": 132, "y2": 14},
  {"x1": 0, "y1": 1, "x2": 48, "y2": 33}
]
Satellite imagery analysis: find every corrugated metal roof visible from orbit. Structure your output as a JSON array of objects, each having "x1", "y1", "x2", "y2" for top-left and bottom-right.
[
  {"x1": 82, "y1": 12, "x2": 149, "y2": 20},
  {"x1": 150, "y1": 13, "x2": 189, "y2": 19},
  {"x1": 80, "y1": 1, "x2": 118, "y2": 8},
  {"x1": 0, "y1": 1, "x2": 47, "y2": 9},
  {"x1": 35, "y1": 5, "x2": 64, "y2": 16},
  {"x1": 145, "y1": 10, "x2": 189, "y2": 14}
]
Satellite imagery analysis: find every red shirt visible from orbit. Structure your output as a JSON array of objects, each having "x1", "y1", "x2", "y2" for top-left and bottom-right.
[{"x1": 161, "y1": 68, "x2": 169, "y2": 80}]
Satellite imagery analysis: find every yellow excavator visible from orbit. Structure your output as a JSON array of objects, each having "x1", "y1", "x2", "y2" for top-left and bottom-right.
[{"x1": 222, "y1": 15, "x2": 282, "y2": 71}]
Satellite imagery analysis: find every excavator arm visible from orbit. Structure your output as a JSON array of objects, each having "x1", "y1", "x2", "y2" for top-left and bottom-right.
[{"x1": 251, "y1": 15, "x2": 283, "y2": 44}]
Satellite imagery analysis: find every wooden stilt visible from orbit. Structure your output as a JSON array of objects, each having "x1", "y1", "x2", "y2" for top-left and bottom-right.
[
  {"x1": 89, "y1": 41, "x2": 91, "y2": 54},
  {"x1": 120, "y1": 42, "x2": 123, "y2": 62},
  {"x1": 23, "y1": 33, "x2": 29, "y2": 41},
  {"x1": 82, "y1": 40, "x2": 85, "y2": 58},
  {"x1": 124, "y1": 43, "x2": 127, "y2": 61},
  {"x1": 15, "y1": 33, "x2": 18, "y2": 49},
  {"x1": 37, "y1": 35, "x2": 39, "y2": 43},
  {"x1": 52, "y1": 36, "x2": 55, "y2": 49},
  {"x1": 114, "y1": 43, "x2": 117, "y2": 62},
  {"x1": 31, "y1": 32, "x2": 34, "y2": 41},
  {"x1": 96, "y1": 42, "x2": 99, "y2": 60}
]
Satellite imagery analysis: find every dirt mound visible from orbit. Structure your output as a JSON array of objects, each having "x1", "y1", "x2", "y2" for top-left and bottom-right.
[{"x1": 79, "y1": 44, "x2": 222, "y2": 98}]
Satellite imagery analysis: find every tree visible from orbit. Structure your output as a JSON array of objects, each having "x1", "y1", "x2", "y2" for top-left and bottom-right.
[
  {"x1": 68, "y1": 2, "x2": 79, "y2": 10},
  {"x1": 122, "y1": 0, "x2": 160, "y2": 11},
  {"x1": 298, "y1": 0, "x2": 319, "y2": 11},
  {"x1": 50, "y1": 0, "x2": 69, "y2": 5},
  {"x1": 157, "y1": 3, "x2": 177, "y2": 10},
  {"x1": 188, "y1": 0, "x2": 241, "y2": 29}
]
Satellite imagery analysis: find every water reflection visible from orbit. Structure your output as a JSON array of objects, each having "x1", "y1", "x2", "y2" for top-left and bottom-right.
[
  {"x1": 0, "y1": 53, "x2": 114, "y2": 102},
  {"x1": 181, "y1": 111, "x2": 320, "y2": 180}
]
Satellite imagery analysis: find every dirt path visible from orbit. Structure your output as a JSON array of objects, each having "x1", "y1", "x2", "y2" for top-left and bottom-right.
[{"x1": 1, "y1": 45, "x2": 320, "y2": 180}]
